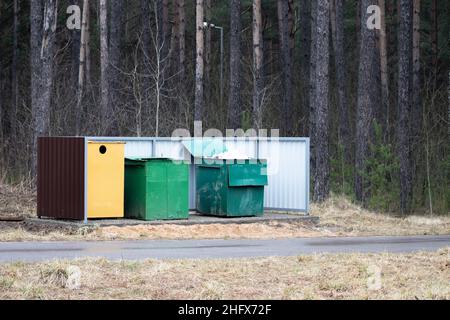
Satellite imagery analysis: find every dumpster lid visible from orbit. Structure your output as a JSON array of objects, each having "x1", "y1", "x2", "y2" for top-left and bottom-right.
[
  {"x1": 125, "y1": 157, "x2": 174, "y2": 165},
  {"x1": 182, "y1": 139, "x2": 228, "y2": 158},
  {"x1": 182, "y1": 139, "x2": 251, "y2": 160},
  {"x1": 228, "y1": 162, "x2": 268, "y2": 187}
]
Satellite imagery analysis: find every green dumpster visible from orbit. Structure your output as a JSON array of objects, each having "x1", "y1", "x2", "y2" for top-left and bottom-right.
[
  {"x1": 124, "y1": 158, "x2": 189, "y2": 221},
  {"x1": 196, "y1": 159, "x2": 268, "y2": 217}
]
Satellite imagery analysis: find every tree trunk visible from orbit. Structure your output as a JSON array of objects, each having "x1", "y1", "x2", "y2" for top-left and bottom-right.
[
  {"x1": 0, "y1": 2, "x2": 3, "y2": 142},
  {"x1": 228, "y1": 0, "x2": 242, "y2": 129},
  {"x1": 252, "y1": 0, "x2": 264, "y2": 130},
  {"x1": 312, "y1": 0, "x2": 330, "y2": 203},
  {"x1": 108, "y1": 0, "x2": 124, "y2": 135},
  {"x1": 156, "y1": 0, "x2": 170, "y2": 59},
  {"x1": 10, "y1": 0, "x2": 19, "y2": 138},
  {"x1": 288, "y1": 0, "x2": 295, "y2": 54},
  {"x1": 355, "y1": 0, "x2": 378, "y2": 204},
  {"x1": 331, "y1": 0, "x2": 351, "y2": 164},
  {"x1": 178, "y1": 0, "x2": 186, "y2": 85},
  {"x1": 204, "y1": 0, "x2": 212, "y2": 110},
  {"x1": 33, "y1": 0, "x2": 58, "y2": 177},
  {"x1": 71, "y1": 0, "x2": 81, "y2": 98},
  {"x1": 84, "y1": 0, "x2": 91, "y2": 87},
  {"x1": 75, "y1": 0, "x2": 89, "y2": 136},
  {"x1": 99, "y1": 0, "x2": 109, "y2": 134},
  {"x1": 169, "y1": 0, "x2": 179, "y2": 77},
  {"x1": 397, "y1": 0, "x2": 413, "y2": 214},
  {"x1": 299, "y1": 0, "x2": 311, "y2": 135},
  {"x1": 141, "y1": 0, "x2": 152, "y2": 131},
  {"x1": 194, "y1": 0, "x2": 205, "y2": 123},
  {"x1": 379, "y1": 0, "x2": 390, "y2": 135},
  {"x1": 278, "y1": 0, "x2": 293, "y2": 136},
  {"x1": 430, "y1": 0, "x2": 438, "y2": 87},
  {"x1": 163, "y1": 0, "x2": 170, "y2": 52},
  {"x1": 30, "y1": 0, "x2": 43, "y2": 176},
  {"x1": 411, "y1": 0, "x2": 421, "y2": 142},
  {"x1": 309, "y1": 0, "x2": 317, "y2": 178}
]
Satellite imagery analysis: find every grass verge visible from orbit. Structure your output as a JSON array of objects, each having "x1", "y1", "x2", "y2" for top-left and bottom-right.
[{"x1": 0, "y1": 249, "x2": 448, "y2": 299}]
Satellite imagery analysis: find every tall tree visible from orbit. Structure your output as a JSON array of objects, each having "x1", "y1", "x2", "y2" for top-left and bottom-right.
[
  {"x1": 10, "y1": 0, "x2": 19, "y2": 138},
  {"x1": 411, "y1": 0, "x2": 422, "y2": 141},
  {"x1": 156, "y1": 0, "x2": 170, "y2": 62},
  {"x1": 278, "y1": 0, "x2": 293, "y2": 135},
  {"x1": 32, "y1": 0, "x2": 58, "y2": 176},
  {"x1": 252, "y1": 0, "x2": 264, "y2": 130},
  {"x1": 299, "y1": 0, "x2": 311, "y2": 134},
  {"x1": 30, "y1": 0, "x2": 43, "y2": 175},
  {"x1": 99, "y1": 0, "x2": 109, "y2": 133},
  {"x1": 169, "y1": 0, "x2": 179, "y2": 76},
  {"x1": 355, "y1": 0, "x2": 378, "y2": 204},
  {"x1": 140, "y1": 0, "x2": 153, "y2": 131},
  {"x1": 108, "y1": 0, "x2": 124, "y2": 134},
  {"x1": 312, "y1": 0, "x2": 330, "y2": 202},
  {"x1": 71, "y1": 0, "x2": 81, "y2": 96},
  {"x1": 309, "y1": 0, "x2": 317, "y2": 178},
  {"x1": 397, "y1": 0, "x2": 413, "y2": 214},
  {"x1": 331, "y1": 0, "x2": 350, "y2": 164},
  {"x1": 288, "y1": 0, "x2": 295, "y2": 54},
  {"x1": 162, "y1": 0, "x2": 170, "y2": 54},
  {"x1": 228, "y1": 0, "x2": 242, "y2": 129},
  {"x1": 430, "y1": 0, "x2": 438, "y2": 86},
  {"x1": 178, "y1": 0, "x2": 186, "y2": 85},
  {"x1": 204, "y1": 0, "x2": 212, "y2": 109},
  {"x1": 379, "y1": 0, "x2": 390, "y2": 133},
  {"x1": 194, "y1": 0, "x2": 205, "y2": 123},
  {"x1": 0, "y1": 1, "x2": 3, "y2": 142},
  {"x1": 75, "y1": 0, "x2": 90, "y2": 135}
]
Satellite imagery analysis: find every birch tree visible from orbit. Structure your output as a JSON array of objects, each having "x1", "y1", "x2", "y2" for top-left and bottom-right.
[
  {"x1": 252, "y1": 0, "x2": 264, "y2": 130},
  {"x1": 194, "y1": 0, "x2": 205, "y2": 123},
  {"x1": 32, "y1": 0, "x2": 58, "y2": 176}
]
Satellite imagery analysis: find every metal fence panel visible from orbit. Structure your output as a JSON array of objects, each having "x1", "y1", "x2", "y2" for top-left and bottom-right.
[
  {"x1": 124, "y1": 140, "x2": 153, "y2": 159},
  {"x1": 258, "y1": 139, "x2": 309, "y2": 212},
  {"x1": 86, "y1": 137, "x2": 310, "y2": 213}
]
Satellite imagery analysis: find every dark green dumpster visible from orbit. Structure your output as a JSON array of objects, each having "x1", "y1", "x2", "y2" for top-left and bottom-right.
[
  {"x1": 124, "y1": 158, "x2": 189, "y2": 221},
  {"x1": 196, "y1": 159, "x2": 268, "y2": 217}
]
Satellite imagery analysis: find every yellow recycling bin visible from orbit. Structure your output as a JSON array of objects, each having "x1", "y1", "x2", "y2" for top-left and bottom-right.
[{"x1": 87, "y1": 142, "x2": 125, "y2": 218}]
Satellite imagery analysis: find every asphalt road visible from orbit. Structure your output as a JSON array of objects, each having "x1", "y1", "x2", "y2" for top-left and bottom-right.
[{"x1": 0, "y1": 235, "x2": 449, "y2": 262}]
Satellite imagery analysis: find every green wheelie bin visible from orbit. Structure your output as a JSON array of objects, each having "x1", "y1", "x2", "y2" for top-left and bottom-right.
[{"x1": 125, "y1": 158, "x2": 189, "y2": 221}]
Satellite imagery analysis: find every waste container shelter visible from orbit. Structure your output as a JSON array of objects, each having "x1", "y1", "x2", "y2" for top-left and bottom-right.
[
  {"x1": 124, "y1": 158, "x2": 189, "y2": 221},
  {"x1": 37, "y1": 137, "x2": 125, "y2": 220}
]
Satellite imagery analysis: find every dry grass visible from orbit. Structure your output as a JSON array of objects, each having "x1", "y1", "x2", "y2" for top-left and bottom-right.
[
  {"x1": 311, "y1": 195, "x2": 450, "y2": 237},
  {"x1": 0, "y1": 249, "x2": 448, "y2": 300},
  {"x1": 94, "y1": 221, "x2": 323, "y2": 240},
  {"x1": 0, "y1": 186, "x2": 449, "y2": 241},
  {"x1": 0, "y1": 183, "x2": 35, "y2": 219}
]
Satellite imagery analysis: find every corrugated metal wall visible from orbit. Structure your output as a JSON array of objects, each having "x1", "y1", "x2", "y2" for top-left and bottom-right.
[
  {"x1": 37, "y1": 137, "x2": 85, "y2": 220},
  {"x1": 259, "y1": 139, "x2": 309, "y2": 211},
  {"x1": 88, "y1": 137, "x2": 309, "y2": 212}
]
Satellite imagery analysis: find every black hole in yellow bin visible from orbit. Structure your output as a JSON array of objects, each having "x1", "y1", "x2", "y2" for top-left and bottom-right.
[{"x1": 99, "y1": 145, "x2": 107, "y2": 154}]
